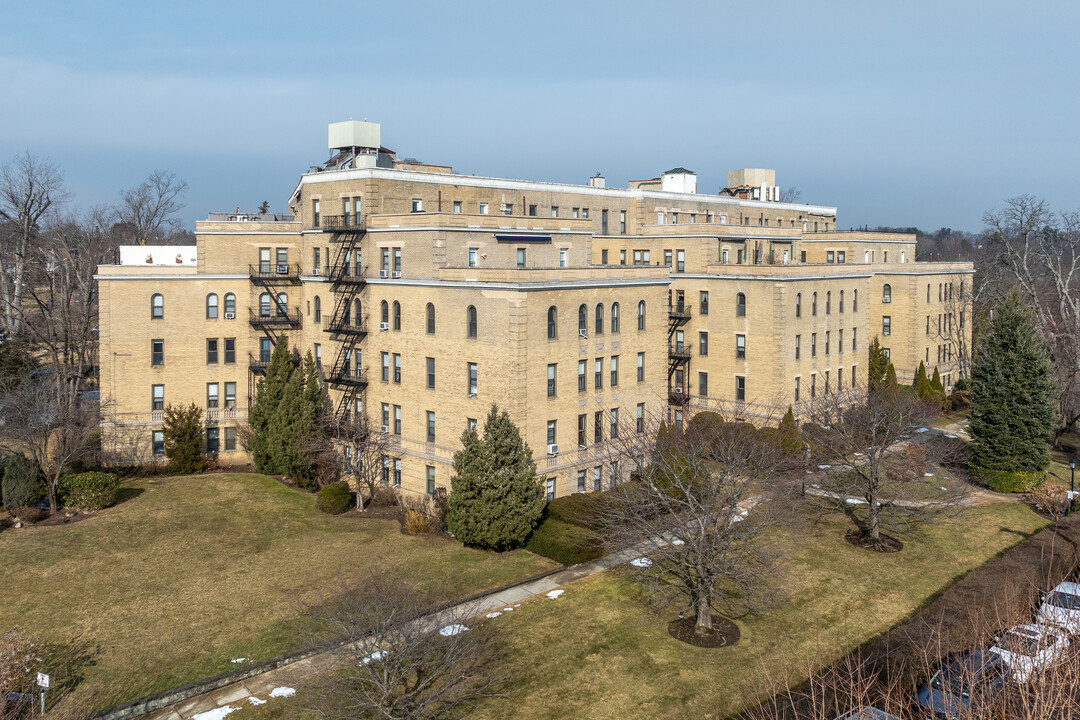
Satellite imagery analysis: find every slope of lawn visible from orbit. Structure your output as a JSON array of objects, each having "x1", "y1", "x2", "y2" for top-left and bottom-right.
[{"x1": 0, "y1": 473, "x2": 557, "y2": 716}]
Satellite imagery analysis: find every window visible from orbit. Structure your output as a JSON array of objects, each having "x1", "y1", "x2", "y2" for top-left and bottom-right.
[
  {"x1": 812, "y1": 333, "x2": 817, "y2": 358},
  {"x1": 560, "y1": 248, "x2": 567, "y2": 267},
  {"x1": 545, "y1": 477, "x2": 555, "y2": 501},
  {"x1": 578, "y1": 414, "x2": 587, "y2": 447},
  {"x1": 796, "y1": 292, "x2": 801, "y2": 317},
  {"x1": 882, "y1": 316, "x2": 892, "y2": 337},
  {"x1": 151, "y1": 293, "x2": 164, "y2": 319},
  {"x1": 795, "y1": 334, "x2": 801, "y2": 360},
  {"x1": 467, "y1": 306, "x2": 477, "y2": 338},
  {"x1": 699, "y1": 371, "x2": 709, "y2": 396},
  {"x1": 594, "y1": 358, "x2": 603, "y2": 390},
  {"x1": 637, "y1": 403, "x2": 645, "y2": 433},
  {"x1": 578, "y1": 360, "x2": 587, "y2": 392},
  {"x1": 479, "y1": 202, "x2": 488, "y2": 214},
  {"x1": 547, "y1": 306, "x2": 558, "y2": 339},
  {"x1": 546, "y1": 420, "x2": 556, "y2": 446},
  {"x1": 837, "y1": 367, "x2": 843, "y2": 390},
  {"x1": 824, "y1": 370, "x2": 830, "y2": 394},
  {"x1": 838, "y1": 329, "x2": 844, "y2": 354},
  {"x1": 467, "y1": 362, "x2": 478, "y2": 395},
  {"x1": 801, "y1": 250, "x2": 807, "y2": 262},
  {"x1": 426, "y1": 303, "x2": 435, "y2": 334},
  {"x1": 547, "y1": 364, "x2": 557, "y2": 397},
  {"x1": 152, "y1": 384, "x2": 164, "y2": 410},
  {"x1": 610, "y1": 408, "x2": 619, "y2": 439},
  {"x1": 700, "y1": 291, "x2": 709, "y2": 315},
  {"x1": 427, "y1": 466, "x2": 436, "y2": 495},
  {"x1": 594, "y1": 411, "x2": 604, "y2": 443},
  {"x1": 381, "y1": 353, "x2": 389, "y2": 382},
  {"x1": 391, "y1": 301, "x2": 401, "y2": 331},
  {"x1": 637, "y1": 300, "x2": 646, "y2": 330},
  {"x1": 276, "y1": 247, "x2": 288, "y2": 270},
  {"x1": 811, "y1": 373, "x2": 817, "y2": 398},
  {"x1": 664, "y1": 249, "x2": 672, "y2": 268},
  {"x1": 601, "y1": 209, "x2": 608, "y2": 233},
  {"x1": 258, "y1": 293, "x2": 271, "y2": 317},
  {"x1": 794, "y1": 376, "x2": 800, "y2": 402},
  {"x1": 503, "y1": 203, "x2": 513, "y2": 215},
  {"x1": 675, "y1": 249, "x2": 685, "y2": 272},
  {"x1": 225, "y1": 382, "x2": 236, "y2": 408},
  {"x1": 275, "y1": 292, "x2": 288, "y2": 317},
  {"x1": 453, "y1": 201, "x2": 462, "y2": 213},
  {"x1": 207, "y1": 382, "x2": 219, "y2": 408},
  {"x1": 517, "y1": 248, "x2": 526, "y2": 268},
  {"x1": 577, "y1": 304, "x2": 588, "y2": 335},
  {"x1": 206, "y1": 293, "x2": 218, "y2": 319},
  {"x1": 736, "y1": 293, "x2": 746, "y2": 317},
  {"x1": 602, "y1": 249, "x2": 609, "y2": 265},
  {"x1": 393, "y1": 353, "x2": 401, "y2": 383},
  {"x1": 411, "y1": 198, "x2": 422, "y2": 212},
  {"x1": 468, "y1": 248, "x2": 477, "y2": 267},
  {"x1": 551, "y1": 206, "x2": 559, "y2": 218},
  {"x1": 152, "y1": 430, "x2": 165, "y2": 456},
  {"x1": 393, "y1": 405, "x2": 402, "y2": 435},
  {"x1": 853, "y1": 289, "x2": 858, "y2": 312},
  {"x1": 421, "y1": 356, "x2": 433, "y2": 389},
  {"x1": 206, "y1": 427, "x2": 220, "y2": 454},
  {"x1": 825, "y1": 331, "x2": 830, "y2": 355},
  {"x1": 700, "y1": 331, "x2": 709, "y2": 356},
  {"x1": 259, "y1": 337, "x2": 271, "y2": 363},
  {"x1": 578, "y1": 470, "x2": 587, "y2": 493},
  {"x1": 151, "y1": 339, "x2": 164, "y2": 366},
  {"x1": 735, "y1": 376, "x2": 746, "y2": 402},
  {"x1": 838, "y1": 251, "x2": 846, "y2": 264},
  {"x1": 593, "y1": 466, "x2": 602, "y2": 492},
  {"x1": 882, "y1": 284, "x2": 892, "y2": 303},
  {"x1": 827, "y1": 251, "x2": 835, "y2": 264},
  {"x1": 637, "y1": 352, "x2": 645, "y2": 382},
  {"x1": 620, "y1": 210, "x2": 626, "y2": 233},
  {"x1": 735, "y1": 334, "x2": 745, "y2": 359},
  {"x1": 224, "y1": 293, "x2": 235, "y2": 316},
  {"x1": 812, "y1": 292, "x2": 818, "y2": 316},
  {"x1": 839, "y1": 290, "x2": 844, "y2": 313},
  {"x1": 595, "y1": 303, "x2": 604, "y2": 334},
  {"x1": 852, "y1": 328, "x2": 857, "y2": 352},
  {"x1": 610, "y1": 356, "x2": 619, "y2": 387},
  {"x1": 394, "y1": 458, "x2": 402, "y2": 487},
  {"x1": 427, "y1": 411, "x2": 436, "y2": 442},
  {"x1": 826, "y1": 291, "x2": 831, "y2": 315},
  {"x1": 611, "y1": 303, "x2": 620, "y2": 333}
]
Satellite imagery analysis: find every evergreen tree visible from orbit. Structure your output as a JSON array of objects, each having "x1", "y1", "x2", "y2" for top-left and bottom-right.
[
  {"x1": 275, "y1": 353, "x2": 326, "y2": 490},
  {"x1": 778, "y1": 406, "x2": 802, "y2": 457},
  {"x1": 912, "y1": 361, "x2": 935, "y2": 401},
  {"x1": 446, "y1": 405, "x2": 546, "y2": 550},
  {"x1": 930, "y1": 367, "x2": 945, "y2": 395},
  {"x1": 868, "y1": 338, "x2": 890, "y2": 392},
  {"x1": 970, "y1": 291, "x2": 1057, "y2": 474},
  {"x1": 882, "y1": 363, "x2": 899, "y2": 398},
  {"x1": 246, "y1": 337, "x2": 294, "y2": 474},
  {"x1": 162, "y1": 403, "x2": 206, "y2": 474}
]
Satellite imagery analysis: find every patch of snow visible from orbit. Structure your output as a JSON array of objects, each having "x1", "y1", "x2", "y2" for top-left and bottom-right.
[
  {"x1": 924, "y1": 473, "x2": 935, "y2": 477},
  {"x1": 630, "y1": 557, "x2": 653, "y2": 568},
  {"x1": 247, "y1": 697, "x2": 266, "y2": 706},
  {"x1": 811, "y1": 483, "x2": 820, "y2": 488},
  {"x1": 360, "y1": 650, "x2": 386, "y2": 665},
  {"x1": 439, "y1": 624, "x2": 469, "y2": 637},
  {"x1": 940, "y1": 486, "x2": 948, "y2": 491},
  {"x1": 732, "y1": 514, "x2": 745, "y2": 522},
  {"x1": 192, "y1": 708, "x2": 239, "y2": 720},
  {"x1": 230, "y1": 658, "x2": 247, "y2": 664},
  {"x1": 854, "y1": 452, "x2": 865, "y2": 457},
  {"x1": 846, "y1": 498, "x2": 868, "y2": 505},
  {"x1": 805, "y1": 470, "x2": 814, "y2": 475},
  {"x1": 945, "y1": 434, "x2": 958, "y2": 439},
  {"x1": 485, "y1": 611, "x2": 503, "y2": 618},
  {"x1": 514, "y1": 603, "x2": 521, "y2": 607},
  {"x1": 503, "y1": 607, "x2": 514, "y2": 611},
  {"x1": 817, "y1": 464, "x2": 832, "y2": 470},
  {"x1": 546, "y1": 589, "x2": 564, "y2": 600},
  {"x1": 915, "y1": 427, "x2": 930, "y2": 433},
  {"x1": 1067, "y1": 491, "x2": 1079, "y2": 500},
  {"x1": 671, "y1": 538, "x2": 685, "y2": 546},
  {"x1": 269, "y1": 687, "x2": 296, "y2": 699}
]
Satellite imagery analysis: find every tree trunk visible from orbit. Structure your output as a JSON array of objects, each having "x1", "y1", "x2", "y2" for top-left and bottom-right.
[
  {"x1": 695, "y1": 593, "x2": 713, "y2": 635},
  {"x1": 867, "y1": 496, "x2": 880, "y2": 541}
]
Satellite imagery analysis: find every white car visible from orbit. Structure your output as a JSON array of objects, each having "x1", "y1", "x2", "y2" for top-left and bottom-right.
[
  {"x1": 1036, "y1": 581, "x2": 1080, "y2": 634},
  {"x1": 988, "y1": 623, "x2": 1070, "y2": 683}
]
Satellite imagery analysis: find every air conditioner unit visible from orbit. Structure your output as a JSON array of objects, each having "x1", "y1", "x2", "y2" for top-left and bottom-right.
[
  {"x1": 277, "y1": 264, "x2": 288, "y2": 274},
  {"x1": 579, "y1": 329, "x2": 588, "y2": 339},
  {"x1": 380, "y1": 425, "x2": 390, "y2": 434},
  {"x1": 467, "y1": 392, "x2": 477, "y2": 398},
  {"x1": 882, "y1": 297, "x2": 891, "y2": 303},
  {"x1": 547, "y1": 444, "x2": 559, "y2": 456},
  {"x1": 674, "y1": 387, "x2": 684, "y2": 394},
  {"x1": 312, "y1": 267, "x2": 320, "y2": 276},
  {"x1": 391, "y1": 271, "x2": 401, "y2": 279},
  {"x1": 379, "y1": 322, "x2": 390, "y2": 331},
  {"x1": 379, "y1": 270, "x2": 390, "y2": 278},
  {"x1": 224, "y1": 312, "x2": 235, "y2": 320}
]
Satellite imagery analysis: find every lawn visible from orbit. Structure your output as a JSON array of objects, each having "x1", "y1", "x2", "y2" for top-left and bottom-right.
[
  {"x1": 1047, "y1": 429, "x2": 1079, "y2": 491},
  {"x1": 0, "y1": 473, "x2": 557, "y2": 717}
]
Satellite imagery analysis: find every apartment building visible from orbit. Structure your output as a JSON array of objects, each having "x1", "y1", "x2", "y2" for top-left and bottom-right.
[{"x1": 96, "y1": 121, "x2": 973, "y2": 499}]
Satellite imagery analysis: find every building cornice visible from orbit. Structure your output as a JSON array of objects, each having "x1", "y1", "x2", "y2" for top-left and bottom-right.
[
  {"x1": 94, "y1": 273, "x2": 250, "y2": 281},
  {"x1": 367, "y1": 277, "x2": 671, "y2": 292}
]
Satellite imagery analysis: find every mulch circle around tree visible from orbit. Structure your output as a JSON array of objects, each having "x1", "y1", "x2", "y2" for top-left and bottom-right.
[
  {"x1": 667, "y1": 614, "x2": 741, "y2": 648},
  {"x1": 844, "y1": 529, "x2": 903, "y2": 553}
]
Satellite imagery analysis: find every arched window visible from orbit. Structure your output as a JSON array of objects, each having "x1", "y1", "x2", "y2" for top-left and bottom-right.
[
  {"x1": 380, "y1": 300, "x2": 389, "y2": 325},
  {"x1": 853, "y1": 289, "x2": 859, "y2": 313},
  {"x1": 313, "y1": 295, "x2": 321, "y2": 323},
  {"x1": 547, "y1": 306, "x2": 558, "y2": 339},
  {"x1": 206, "y1": 293, "x2": 218, "y2": 319},
  {"x1": 467, "y1": 306, "x2": 477, "y2": 338},
  {"x1": 883, "y1": 284, "x2": 892, "y2": 303},
  {"x1": 342, "y1": 297, "x2": 351, "y2": 325},
  {"x1": 426, "y1": 303, "x2": 435, "y2": 334},
  {"x1": 224, "y1": 293, "x2": 235, "y2": 315},
  {"x1": 151, "y1": 293, "x2": 164, "y2": 319},
  {"x1": 595, "y1": 303, "x2": 604, "y2": 334},
  {"x1": 259, "y1": 293, "x2": 270, "y2": 317},
  {"x1": 839, "y1": 290, "x2": 844, "y2": 313},
  {"x1": 578, "y1": 304, "x2": 588, "y2": 334},
  {"x1": 637, "y1": 300, "x2": 646, "y2": 330},
  {"x1": 795, "y1": 292, "x2": 801, "y2": 318},
  {"x1": 611, "y1": 302, "x2": 620, "y2": 333},
  {"x1": 826, "y1": 291, "x2": 831, "y2": 315},
  {"x1": 393, "y1": 301, "x2": 401, "y2": 331},
  {"x1": 736, "y1": 293, "x2": 746, "y2": 317},
  {"x1": 276, "y1": 292, "x2": 288, "y2": 317},
  {"x1": 812, "y1": 292, "x2": 818, "y2": 316}
]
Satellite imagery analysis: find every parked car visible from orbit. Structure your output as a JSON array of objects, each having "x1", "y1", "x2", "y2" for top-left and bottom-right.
[
  {"x1": 834, "y1": 707, "x2": 903, "y2": 720},
  {"x1": 988, "y1": 623, "x2": 1070, "y2": 682},
  {"x1": 1036, "y1": 581, "x2": 1080, "y2": 635},
  {"x1": 917, "y1": 649, "x2": 1006, "y2": 718}
]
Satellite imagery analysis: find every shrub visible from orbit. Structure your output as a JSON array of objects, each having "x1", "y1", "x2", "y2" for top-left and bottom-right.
[
  {"x1": 1072, "y1": 496, "x2": 1080, "y2": 514},
  {"x1": 545, "y1": 492, "x2": 605, "y2": 531},
  {"x1": 948, "y1": 390, "x2": 972, "y2": 411},
  {"x1": 14, "y1": 506, "x2": 44, "y2": 523},
  {"x1": 370, "y1": 484, "x2": 399, "y2": 507},
  {"x1": 162, "y1": 403, "x2": 207, "y2": 475},
  {"x1": 316, "y1": 481, "x2": 352, "y2": 514},
  {"x1": 0, "y1": 627, "x2": 42, "y2": 712},
  {"x1": 525, "y1": 517, "x2": 602, "y2": 566},
  {"x1": 403, "y1": 508, "x2": 432, "y2": 534},
  {"x1": 971, "y1": 465, "x2": 1046, "y2": 493},
  {"x1": 1, "y1": 455, "x2": 41, "y2": 513},
  {"x1": 59, "y1": 471, "x2": 119, "y2": 511},
  {"x1": 431, "y1": 487, "x2": 449, "y2": 530}
]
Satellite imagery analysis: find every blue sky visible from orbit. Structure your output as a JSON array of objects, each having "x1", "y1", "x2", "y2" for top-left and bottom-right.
[{"x1": 1, "y1": 1, "x2": 1077, "y2": 232}]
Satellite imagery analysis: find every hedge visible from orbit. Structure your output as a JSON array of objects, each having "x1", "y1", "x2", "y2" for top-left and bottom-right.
[
  {"x1": 317, "y1": 481, "x2": 352, "y2": 514},
  {"x1": 2, "y1": 455, "x2": 42, "y2": 511},
  {"x1": 59, "y1": 472, "x2": 119, "y2": 511},
  {"x1": 970, "y1": 465, "x2": 1046, "y2": 493},
  {"x1": 544, "y1": 492, "x2": 605, "y2": 531},
  {"x1": 525, "y1": 517, "x2": 602, "y2": 566}
]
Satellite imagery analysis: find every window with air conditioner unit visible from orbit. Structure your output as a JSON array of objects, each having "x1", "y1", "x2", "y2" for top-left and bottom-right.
[
  {"x1": 380, "y1": 425, "x2": 389, "y2": 434},
  {"x1": 224, "y1": 312, "x2": 235, "y2": 320},
  {"x1": 379, "y1": 269, "x2": 390, "y2": 278},
  {"x1": 579, "y1": 329, "x2": 588, "y2": 339},
  {"x1": 379, "y1": 322, "x2": 390, "y2": 331},
  {"x1": 391, "y1": 271, "x2": 401, "y2": 278},
  {"x1": 277, "y1": 264, "x2": 288, "y2": 274},
  {"x1": 547, "y1": 443, "x2": 559, "y2": 456},
  {"x1": 674, "y1": 386, "x2": 684, "y2": 394}
]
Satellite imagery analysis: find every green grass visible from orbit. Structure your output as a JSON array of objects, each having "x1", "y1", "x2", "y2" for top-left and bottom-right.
[
  {"x1": 1047, "y1": 430, "x2": 1079, "y2": 491},
  {"x1": 0, "y1": 473, "x2": 556, "y2": 717}
]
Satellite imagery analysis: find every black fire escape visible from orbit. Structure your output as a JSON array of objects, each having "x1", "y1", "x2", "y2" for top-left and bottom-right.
[
  {"x1": 321, "y1": 215, "x2": 368, "y2": 422},
  {"x1": 667, "y1": 292, "x2": 691, "y2": 408},
  {"x1": 248, "y1": 261, "x2": 302, "y2": 375}
]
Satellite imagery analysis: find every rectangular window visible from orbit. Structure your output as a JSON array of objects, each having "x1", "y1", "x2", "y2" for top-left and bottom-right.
[
  {"x1": 811, "y1": 373, "x2": 817, "y2": 398},
  {"x1": 825, "y1": 331, "x2": 830, "y2": 355},
  {"x1": 560, "y1": 248, "x2": 567, "y2": 268},
  {"x1": 735, "y1": 376, "x2": 745, "y2": 402},
  {"x1": 637, "y1": 352, "x2": 645, "y2": 382},
  {"x1": 224, "y1": 382, "x2": 236, "y2": 408},
  {"x1": 852, "y1": 328, "x2": 858, "y2": 352},
  {"x1": 224, "y1": 427, "x2": 236, "y2": 451},
  {"x1": 314, "y1": 343, "x2": 321, "y2": 368},
  {"x1": 468, "y1": 362, "x2": 478, "y2": 395},
  {"x1": 479, "y1": 202, "x2": 488, "y2": 214},
  {"x1": 573, "y1": 207, "x2": 580, "y2": 219},
  {"x1": 427, "y1": 357, "x2": 435, "y2": 389},
  {"x1": 883, "y1": 316, "x2": 892, "y2": 336},
  {"x1": 529, "y1": 204, "x2": 537, "y2": 217},
  {"x1": 546, "y1": 477, "x2": 555, "y2": 501},
  {"x1": 427, "y1": 411, "x2": 436, "y2": 442},
  {"x1": 601, "y1": 249, "x2": 608, "y2": 265},
  {"x1": 700, "y1": 331, "x2": 710, "y2": 356},
  {"x1": 700, "y1": 291, "x2": 709, "y2": 315},
  {"x1": 593, "y1": 466, "x2": 602, "y2": 492},
  {"x1": 260, "y1": 337, "x2": 271, "y2": 363},
  {"x1": 794, "y1": 376, "x2": 801, "y2": 402},
  {"x1": 517, "y1": 248, "x2": 526, "y2": 269},
  {"x1": 453, "y1": 201, "x2": 462, "y2": 213},
  {"x1": 393, "y1": 353, "x2": 401, "y2": 384},
  {"x1": 152, "y1": 430, "x2": 165, "y2": 456},
  {"x1": 795, "y1": 335, "x2": 801, "y2": 360},
  {"x1": 699, "y1": 371, "x2": 708, "y2": 396},
  {"x1": 838, "y1": 251, "x2": 846, "y2": 263},
  {"x1": 594, "y1": 411, "x2": 604, "y2": 443},
  {"x1": 827, "y1": 251, "x2": 835, "y2": 264},
  {"x1": 578, "y1": 360, "x2": 587, "y2": 392},
  {"x1": 620, "y1": 249, "x2": 626, "y2": 265},
  {"x1": 601, "y1": 209, "x2": 608, "y2": 234},
  {"x1": 594, "y1": 358, "x2": 603, "y2": 390},
  {"x1": 636, "y1": 403, "x2": 645, "y2": 433},
  {"x1": 620, "y1": 210, "x2": 626, "y2": 233},
  {"x1": 610, "y1": 356, "x2": 619, "y2": 387},
  {"x1": 676, "y1": 250, "x2": 685, "y2": 273},
  {"x1": 411, "y1": 198, "x2": 422, "y2": 212},
  {"x1": 152, "y1": 384, "x2": 164, "y2": 410},
  {"x1": 381, "y1": 352, "x2": 389, "y2": 382},
  {"x1": 664, "y1": 249, "x2": 672, "y2": 268},
  {"x1": 427, "y1": 466, "x2": 436, "y2": 494},
  {"x1": 394, "y1": 458, "x2": 401, "y2": 487},
  {"x1": 468, "y1": 248, "x2": 477, "y2": 267},
  {"x1": 837, "y1": 367, "x2": 843, "y2": 390},
  {"x1": 502, "y1": 203, "x2": 513, "y2": 215},
  {"x1": 381, "y1": 403, "x2": 390, "y2": 430},
  {"x1": 578, "y1": 414, "x2": 587, "y2": 447},
  {"x1": 610, "y1": 408, "x2": 619, "y2": 439},
  {"x1": 151, "y1": 339, "x2": 164, "y2": 366},
  {"x1": 394, "y1": 405, "x2": 402, "y2": 435},
  {"x1": 467, "y1": 417, "x2": 477, "y2": 432},
  {"x1": 547, "y1": 363, "x2": 557, "y2": 397},
  {"x1": 381, "y1": 455, "x2": 390, "y2": 484},
  {"x1": 207, "y1": 382, "x2": 219, "y2": 408},
  {"x1": 578, "y1": 469, "x2": 586, "y2": 493},
  {"x1": 735, "y1": 334, "x2": 745, "y2": 359},
  {"x1": 222, "y1": 337, "x2": 235, "y2": 364},
  {"x1": 547, "y1": 419, "x2": 557, "y2": 446},
  {"x1": 824, "y1": 370, "x2": 830, "y2": 394},
  {"x1": 206, "y1": 427, "x2": 220, "y2": 454},
  {"x1": 812, "y1": 333, "x2": 817, "y2": 358},
  {"x1": 551, "y1": 206, "x2": 559, "y2": 218}
]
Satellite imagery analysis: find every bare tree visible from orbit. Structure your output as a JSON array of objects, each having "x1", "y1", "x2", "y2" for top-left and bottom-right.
[
  {"x1": 802, "y1": 387, "x2": 966, "y2": 550},
  {"x1": 0, "y1": 151, "x2": 67, "y2": 336},
  {"x1": 984, "y1": 195, "x2": 1080, "y2": 433},
  {"x1": 779, "y1": 186, "x2": 802, "y2": 203},
  {"x1": 933, "y1": 271, "x2": 976, "y2": 382},
  {"x1": 304, "y1": 570, "x2": 503, "y2": 720},
  {"x1": 597, "y1": 410, "x2": 799, "y2": 636},
  {"x1": 113, "y1": 170, "x2": 188, "y2": 245},
  {"x1": 321, "y1": 412, "x2": 396, "y2": 504}
]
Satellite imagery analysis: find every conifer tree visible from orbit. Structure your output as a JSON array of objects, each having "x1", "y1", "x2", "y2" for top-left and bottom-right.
[
  {"x1": 778, "y1": 406, "x2": 801, "y2": 457},
  {"x1": 930, "y1": 367, "x2": 944, "y2": 395},
  {"x1": 882, "y1": 363, "x2": 899, "y2": 398},
  {"x1": 970, "y1": 291, "x2": 1056, "y2": 477},
  {"x1": 162, "y1": 403, "x2": 206, "y2": 474},
  {"x1": 246, "y1": 336, "x2": 295, "y2": 474},
  {"x1": 912, "y1": 361, "x2": 935, "y2": 401},
  {"x1": 446, "y1": 405, "x2": 546, "y2": 550},
  {"x1": 868, "y1": 338, "x2": 890, "y2": 392}
]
